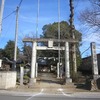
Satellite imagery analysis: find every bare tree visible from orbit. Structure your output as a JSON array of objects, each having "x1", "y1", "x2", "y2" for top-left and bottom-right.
[{"x1": 79, "y1": 0, "x2": 100, "y2": 32}]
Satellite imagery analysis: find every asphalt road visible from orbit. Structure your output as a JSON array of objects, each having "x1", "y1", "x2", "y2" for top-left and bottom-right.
[{"x1": 0, "y1": 93, "x2": 100, "y2": 100}]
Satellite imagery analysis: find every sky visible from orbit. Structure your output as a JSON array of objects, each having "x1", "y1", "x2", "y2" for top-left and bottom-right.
[{"x1": 0, "y1": 0, "x2": 100, "y2": 58}]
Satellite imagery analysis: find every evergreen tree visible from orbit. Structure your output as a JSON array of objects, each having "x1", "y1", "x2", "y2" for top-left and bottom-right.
[
  {"x1": 3, "y1": 40, "x2": 19, "y2": 60},
  {"x1": 40, "y1": 21, "x2": 82, "y2": 67}
]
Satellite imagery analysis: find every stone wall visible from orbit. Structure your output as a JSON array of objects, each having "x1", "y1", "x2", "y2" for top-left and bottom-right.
[{"x1": 0, "y1": 71, "x2": 16, "y2": 89}]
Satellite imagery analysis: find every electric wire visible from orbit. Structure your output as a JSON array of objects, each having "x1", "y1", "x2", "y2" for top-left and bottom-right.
[
  {"x1": 0, "y1": 0, "x2": 23, "y2": 50},
  {"x1": 1, "y1": 0, "x2": 24, "y2": 34},
  {"x1": 74, "y1": 0, "x2": 80, "y2": 12},
  {"x1": 81, "y1": 46, "x2": 90, "y2": 56},
  {"x1": 2, "y1": 10, "x2": 16, "y2": 20},
  {"x1": 18, "y1": 0, "x2": 23, "y2": 8},
  {"x1": 2, "y1": 0, "x2": 23, "y2": 21},
  {"x1": 0, "y1": 15, "x2": 15, "y2": 46}
]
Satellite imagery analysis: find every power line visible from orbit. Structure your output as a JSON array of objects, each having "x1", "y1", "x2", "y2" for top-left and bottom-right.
[
  {"x1": 0, "y1": 15, "x2": 15, "y2": 43},
  {"x1": 18, "y1": 0, "x2": 23, "y2": 8},
  {"x1": 81, "y1": 46, "x2": 90, "y2": 56},
  {"x1": 3, "y1": 10, "x2": 16, "y2": 20},
  {"x1": 74, "y1": 0, "x2": 80, "y2": 10},
  {"x1": 2, "y1": 0, "x2": 23, "y2": 21}
]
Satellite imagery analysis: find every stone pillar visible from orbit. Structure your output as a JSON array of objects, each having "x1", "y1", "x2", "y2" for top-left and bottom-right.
[
  {"x1": 65, "y1": 42, "x2": 72, "y2": 83},
  {"x1": 30, "y1": 42, "x2": 37, "y2": 85},
  {"x1": 91, "y1": 42, "x2": 99, "y2": 78},
  {"x1": 20, "y1": 66, "x2": 24, "y2": 85},
  {"x1": 90, "y1": 42, "x2": 99, "y2": 91},
  {"x1": 35, "y1": 63, "x2": 38, "y2": 77},
  {"x1": 57, "y1": 63, "x2": 60, "y2": 78}
]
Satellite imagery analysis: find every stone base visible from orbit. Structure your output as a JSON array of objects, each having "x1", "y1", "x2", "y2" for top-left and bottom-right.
[
  {"x1": 28, "y1": 78, "x2": 36, "y2": 87},
  {"x1": 85, "y1": 75, "x2": 100, "y2": 90},
  {"x1": 57, "y1": 77, "x2": 60, "y2": 79},
  {"x1": 91, "y1": 79, "x2": 98, "y2": 91},
  {"x1": 93, "y1": 75, "x2": 100, "y2": 80},
  {"x1": 65, "y1": 78, "x2": 72, "y2": 84},
  {"x1": 90, "y1": 75, "x2": 100, "y2": 91}
]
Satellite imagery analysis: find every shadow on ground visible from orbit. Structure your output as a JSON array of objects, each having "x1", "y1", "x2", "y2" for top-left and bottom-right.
[
  {"x1": 74, "y1": 83, "x2": 89, "y2": 90},
  {"x1": 39, "y1": 79, "x2": 62, "y2": 84}
]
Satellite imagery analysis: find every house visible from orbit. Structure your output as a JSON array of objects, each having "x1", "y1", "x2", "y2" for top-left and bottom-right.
[{"x1": 0, "y1": 57, "x2": 14, "y2": 71}]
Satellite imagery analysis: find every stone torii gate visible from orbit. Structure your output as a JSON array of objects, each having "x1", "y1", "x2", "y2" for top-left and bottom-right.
[{"x1": 23, "y1": 38, "x2": 78, "y2": 85}]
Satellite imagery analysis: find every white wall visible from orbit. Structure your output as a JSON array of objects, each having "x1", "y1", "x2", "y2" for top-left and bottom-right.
[
  {"x1": 0, "y1": 59, "x2": 2, "y2": 67},
  {"x1": 0, "y1": 71, "x2": 16, "y2": 89}
]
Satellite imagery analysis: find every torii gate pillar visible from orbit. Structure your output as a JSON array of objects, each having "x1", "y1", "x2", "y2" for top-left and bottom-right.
[
  {"x1": 29, "y1": 42, "x2": 37, "y2": 85},
  {"x1": 65, "y1": 42, "x2": 72, "y2": 83}
]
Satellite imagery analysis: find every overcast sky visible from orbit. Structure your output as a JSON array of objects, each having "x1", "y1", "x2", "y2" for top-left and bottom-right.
[{"x1": 0, "y1": 0, "x2": 99, "y2": 58}]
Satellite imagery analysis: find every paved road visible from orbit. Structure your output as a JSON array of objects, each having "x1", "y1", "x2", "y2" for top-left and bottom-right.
[
  {"x1": 0, "y1": 89, "x2": 100, "y2": 100},
  {"x1": 0, "y1": 93, "x2": 100, "y2": 100}
]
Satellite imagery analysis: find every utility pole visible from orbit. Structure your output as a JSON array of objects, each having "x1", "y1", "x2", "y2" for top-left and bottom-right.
[
  {"x1": 57, "y1": 0, "x2": 61, "y2": 78},
  {"x1": 36, "y1": 0, "x2": 39, "y2": 38},
  {"x1": 13, "y1": 6, "x2": 19, "y2": 70},
  {"x1": 0, "y1": 0, "x2": 5, "y2": 34},
  {"x1": 58, "y1": 0, "x2": 61, "y2": 64},
  {"x1": 69, "y1": 0, "x2": 77, "y2": 74}
]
